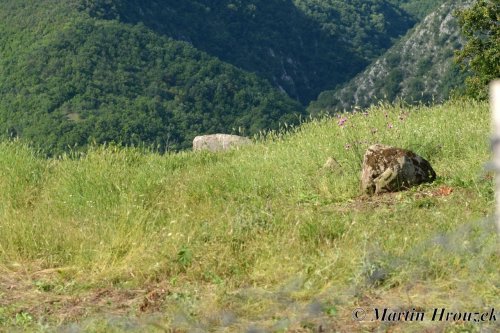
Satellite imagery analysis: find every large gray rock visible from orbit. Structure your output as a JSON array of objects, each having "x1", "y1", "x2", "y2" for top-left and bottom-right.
[
  {"x1": 193, "y1": 134, "x2": 252, "y2": 152},
  {"x1": 361, "y1": 144, "x2": 436, "y2": 195}
]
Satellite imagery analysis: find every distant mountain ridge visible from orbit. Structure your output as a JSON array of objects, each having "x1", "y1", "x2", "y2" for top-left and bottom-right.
[{"x1": 309, "y1": 0, "x2": 469, "y2": 113}]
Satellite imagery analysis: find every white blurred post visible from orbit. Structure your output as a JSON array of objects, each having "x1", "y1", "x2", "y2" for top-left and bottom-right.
[{"x1": 491, "y1": 80, "x2": 500, "y2": 235}]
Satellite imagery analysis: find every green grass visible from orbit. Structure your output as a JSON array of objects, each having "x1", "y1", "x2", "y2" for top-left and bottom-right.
[{"x1": 0, "y1": 99, "x2": 498, "y2": 332}]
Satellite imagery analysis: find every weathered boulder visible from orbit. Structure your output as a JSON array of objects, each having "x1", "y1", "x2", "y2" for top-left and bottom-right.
[
  {"x1": 361, "y1": 144, "x2": 436, "y2": 195},
  {"x1": 193, "y1": 134, "x2": 252, "y2": 152}
]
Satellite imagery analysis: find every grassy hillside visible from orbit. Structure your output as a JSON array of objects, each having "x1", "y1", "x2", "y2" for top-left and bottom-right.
[
  {"x1": 0, "y1": 99, "x2": 497, "y2": 332},
  {"x1": 309, "y1": 0, "x2": 469, "y2": 114}
]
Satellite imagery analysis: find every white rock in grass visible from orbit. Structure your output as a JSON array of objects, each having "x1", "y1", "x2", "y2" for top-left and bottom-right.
[
  {"x1": 193, "y1": 134, "x2": 251, "y2": 152},
  {"x1": 361, "y1": 144, "x2": 436, "y2": 195}
]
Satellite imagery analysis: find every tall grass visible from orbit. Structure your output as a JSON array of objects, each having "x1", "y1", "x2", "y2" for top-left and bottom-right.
[{"x1": 0, "y1": 99, "x2": 497, "y2": 332}]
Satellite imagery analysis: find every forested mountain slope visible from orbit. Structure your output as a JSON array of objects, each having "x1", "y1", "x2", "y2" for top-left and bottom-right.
[
  {"x1": 309, "y1": 1, "x2": 468, "y2": 113},
  {"x1": 390, "y1": 0, "x2": 448, "y2": 19},
  {"x1": 0, "y1": 0, "x2": 451, "y2": 155},
  {"x1": 82, "y1": 0, "x2": 417, "y2": 104},
  {"x1": 0, "y1": 0, "x2": 304, "y2": 154}
]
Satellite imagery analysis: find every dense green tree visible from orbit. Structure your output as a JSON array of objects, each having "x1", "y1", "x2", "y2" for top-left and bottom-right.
[
  {"x1": 455, "y1": 0, "x2": 500, "y2": 99},
  {"x1": 79, "y1": 0, "x2": 123, "y2": 19}
]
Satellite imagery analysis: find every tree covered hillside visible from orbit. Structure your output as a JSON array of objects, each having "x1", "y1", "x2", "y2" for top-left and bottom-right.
[
  {"x1": 82, "y1": 0, "x2": 417, "y2": 104},
  {"x1": 309, "y1": 0, "x2": 468, "y2": 113},
  {"x1": 0, "y1": 0, "x2": 449, "y2": 155},
  {"x1": 390, "y1": 0, "x2": 448, "y2": 19},
  {"x1": 0, "y1": 0, "x2": 304, "y2": 155}
]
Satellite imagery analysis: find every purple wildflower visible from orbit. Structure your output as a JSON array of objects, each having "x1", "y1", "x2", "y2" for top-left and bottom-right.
[{"x1": 338, "y1": 117, "x2": 347, "y2": 127}]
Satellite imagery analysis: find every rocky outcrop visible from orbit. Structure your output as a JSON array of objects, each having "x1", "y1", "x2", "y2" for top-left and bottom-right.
[
  {"x1": 193, "y1": 134, "x2": 252, "y2": 152},
  {"x1": 309, "y1": 0, "x2": 470, "y2": 114},
  {"x1": 361, "y1": 144, "x2": 436, "y2": 195}
]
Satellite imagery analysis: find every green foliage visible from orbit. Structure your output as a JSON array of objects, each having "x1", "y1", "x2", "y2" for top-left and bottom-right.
[
  {"x1": 80, "y1": 0, "x2": 417, "y2": 104},
  {"x1": 292, "y1": 0, "x2": 415, "y2": 60},
  {"x1": 0, "y1": 1, "x2": 305, "y2": 155},
  {"x1": 177, "y1": 245, "x2": 193, "y2": 268},
  {"x1": 455, "y1": 0, "x2": 500, "y2": 99},
  {"x1": 390, "y1": 0, "x2": 447, "y2": 19},
  {"x1": 79, "y1": 0, "x2": 123, "y2": 19},
  {"x1": 0, "y1": 0, "x2": 464, "y2": 155}
]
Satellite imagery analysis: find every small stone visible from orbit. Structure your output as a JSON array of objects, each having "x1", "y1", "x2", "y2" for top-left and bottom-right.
[{"x1": 323, "y1": 157, "x2": 342, "y2": 174}]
